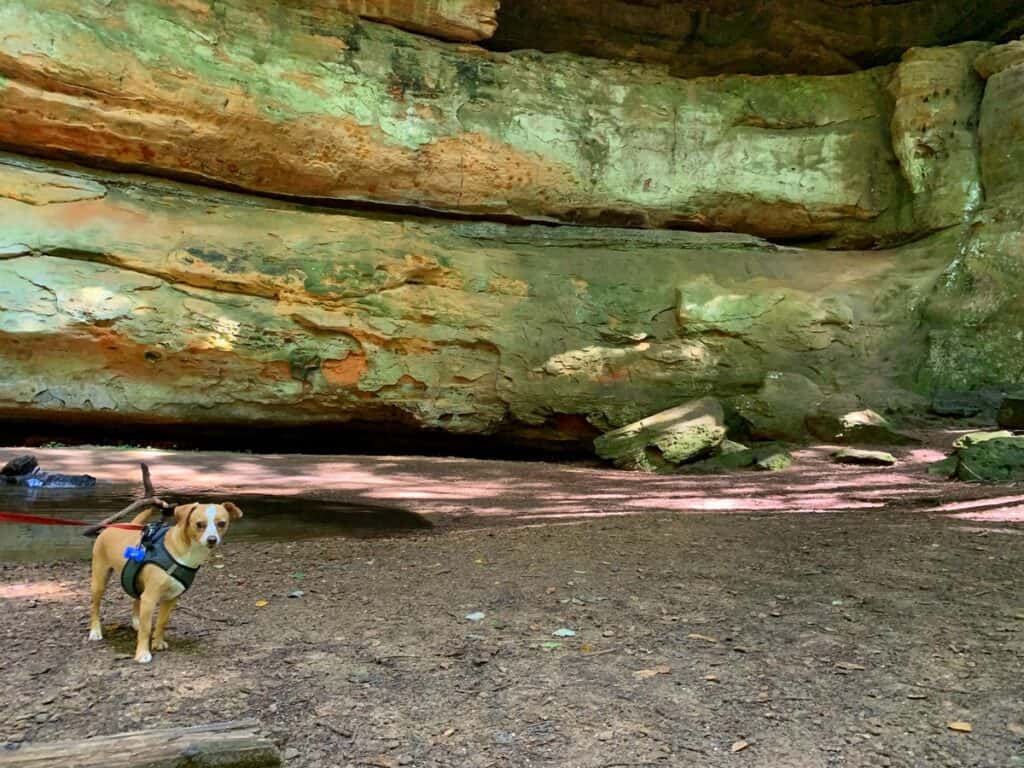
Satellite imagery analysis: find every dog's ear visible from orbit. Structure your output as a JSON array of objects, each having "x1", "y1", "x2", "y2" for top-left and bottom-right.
[
  {"x1": 173, "y1": 503, "x2": 199, "y2": 527},
  {"x1": 223, "y1": 502, "x2": 243, "y2": 521}
]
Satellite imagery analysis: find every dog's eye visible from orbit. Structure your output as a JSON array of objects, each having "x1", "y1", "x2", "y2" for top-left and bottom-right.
[
  {"x1": 216, "y1": 521, "x2": 226, "y2": 529},
  {"x1": 196, "y1": 521, "x2": 204, "y2": 529}
]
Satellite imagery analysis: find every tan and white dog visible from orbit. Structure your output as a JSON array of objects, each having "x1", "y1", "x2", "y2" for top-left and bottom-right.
[{"x1": 88, "y1": 501, "x2": 242, "y2": 663}]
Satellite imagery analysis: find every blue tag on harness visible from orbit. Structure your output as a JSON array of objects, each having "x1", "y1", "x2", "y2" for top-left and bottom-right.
[{"x1": 124, "y1": 545, "x2": 146, "y2": 562}]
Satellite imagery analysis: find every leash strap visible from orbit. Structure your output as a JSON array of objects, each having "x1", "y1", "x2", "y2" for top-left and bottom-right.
[{"x1": 0, "y1": 511, "x2": 144, "y2": 530}]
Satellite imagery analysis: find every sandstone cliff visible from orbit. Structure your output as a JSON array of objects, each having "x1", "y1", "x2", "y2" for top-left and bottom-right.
[
  {"x1": 0, "y1": 0, "x2": 989, "y2": 246},
  {"x1": 0, "y1": 154, "x2": 952, "y2": 443},
  {"x1": 0, "y1": 1, "x2": 1021, "y2": 449}
]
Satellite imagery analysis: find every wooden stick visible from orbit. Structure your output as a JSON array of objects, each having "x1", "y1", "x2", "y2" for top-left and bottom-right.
[
  {"x1": 81, "y1": 463, "x2": 172, "y2": 537},
  {"x1": 80, "y1": 496, "x2": 170, "y2": 537},
  {"x1": 0, "y1": 720, "x2": 281, "y2": 767},
  {"x1": 140, "y1": 461, "x2": 155, "y2": 497}
]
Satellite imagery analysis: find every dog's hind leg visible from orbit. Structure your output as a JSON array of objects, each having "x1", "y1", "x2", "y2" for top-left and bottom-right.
[
  {"x1": 88, "y1": 560, "x2": 110, "y2": 641},
  {"x1": 152, "y1": 599, "x2": 177, "y2": 651}
]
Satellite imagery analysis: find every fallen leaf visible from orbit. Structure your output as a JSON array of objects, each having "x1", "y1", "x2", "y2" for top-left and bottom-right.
[
  {"x1": 948, "y1": 721, "x2": 973, "y2": 733},
  {"x1": 212, "y1": 564, "x2": 225, "y2": 569},
  {"x1": 731, "y1": 740, "x2": 749, "y2": 753},
  {"x1": 907, "y1": 693, "x2": 928, "y2": 700},
  {"x1": 442, "y1": 728, "x2": 456, "y2": 738},
  {"x1": 545, "y1": 587, "x2": 557, "y2": 594},
  {"x1": 255, "y1": 600, "x2": 268, "y2": 608},
  {"x1": 464, "y1": 611, "x2": 486, "y2": 622},
  {"x1": 541, "y1": 642, "x2": 562, "y2": 651},
  {"x1": 474, "y1": 558, "x2": 486, "y2": 565},
  {"x1": 705, "y1": 674, "x2": 720, "y2": 682},
  {"x1": 552, "y1": 628, "x2": 577, "y2": 637},
  {"x1": 633, "y1": 664, "x2": 671, "y2": 680},
  {"x1": 835, "y1": 662, "x2": 866, "y2": 671},
  {"x1": 687, "y1": 633, "x2": 719, "y2": 643}
]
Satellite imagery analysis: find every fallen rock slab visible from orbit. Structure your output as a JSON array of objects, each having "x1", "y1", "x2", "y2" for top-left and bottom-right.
[
  {"x1": 594, "y1": 398, "x2": 726, "y2": 472},
  {"x1": 833, "y1": 410, "x2": 918, "y2": 445},
  {"x1": 831, "y1": 448, "x2": 897, "y2": 466},
  {"x1": 952, "y1": 430, "x2": 1014, "y2": 449},
  {"x1": 293, "y1": 0, "x2": 500, "y2": 42}
]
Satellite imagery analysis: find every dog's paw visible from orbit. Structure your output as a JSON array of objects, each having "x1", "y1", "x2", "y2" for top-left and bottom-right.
[
  {"x1": 151, "y1": 639, "x2": 168, "y2": 651},
  {"x1": 88, "y1": 628, "x2": 103, "y2": 641},
  {"x1": 134, "y1": 651, "x2": 153, "y2": 664}
]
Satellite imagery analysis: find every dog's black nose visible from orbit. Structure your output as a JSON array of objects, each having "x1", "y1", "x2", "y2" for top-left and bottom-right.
[{"x1": 205, "y1": 536, "x2": 218, "y2": 546}]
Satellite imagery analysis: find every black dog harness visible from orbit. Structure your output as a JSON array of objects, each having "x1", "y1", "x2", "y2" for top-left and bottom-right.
[{"x1": 120, "y1": 522, "x2": 199, "y2": 599}]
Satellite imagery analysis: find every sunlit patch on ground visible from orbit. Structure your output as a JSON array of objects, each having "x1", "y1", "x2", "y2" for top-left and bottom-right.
[{"x1": 0, "y1": 580, "x2": 82, "y2": 600}]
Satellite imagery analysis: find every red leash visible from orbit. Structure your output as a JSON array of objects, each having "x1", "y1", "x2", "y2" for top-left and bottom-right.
[{"x1": 0, "y1": 511, "x2": 143, "y2": 530}]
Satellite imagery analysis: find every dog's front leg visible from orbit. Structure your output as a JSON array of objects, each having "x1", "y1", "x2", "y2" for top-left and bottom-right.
[
  {"x1": 134, "y1": 593, "x2": 158, "y2": 663},
  {"x1": 152, "y1": 599, "x2": 177, "y2": 651}
]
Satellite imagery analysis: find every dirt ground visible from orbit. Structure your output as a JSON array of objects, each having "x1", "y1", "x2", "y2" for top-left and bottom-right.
[{"x1": 1, "y1": 436, "x2": 1023, "y2": 767}]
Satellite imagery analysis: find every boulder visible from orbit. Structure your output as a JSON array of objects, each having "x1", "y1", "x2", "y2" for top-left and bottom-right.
[
  {"x1": 0, "y1": 0, "x2": 989, "y2": 245},
  {"x1": 953, "y1": 437, "x2": 1024, "y2": 482},
  {"x1": 594, "y1": 398, "x2": 726, "y2": 472},
  {"x1": 1, "y1": 454, "x2": 38, "y2": 477},
  {"x1": 754, "y1": 451, "x2": 794, "y2": 472},
  {"x1": 929, "y1": 389, "x2": 1006, "y2": 419},
  {"x1": 0, "y1": 154, "x2": 956, "y2": 445},
  {"x1": 732, "y1": 373, "x2": 823, "y2": 442},
  {"x1": 831, "y1": 448, "x2": 897, "y2": 466},
  {"x1": 832, "y1": 410, "x2": 918, "y2": 445},
  {"x1": 683, "y1": 443, "x2": 790, "y2": 473},
  {"x1": 997, "y1": 395, "x2": 1024, "y2": 429},
  {"x1": 975, "y1": 37, "x2": 1024, "y2": 79}
]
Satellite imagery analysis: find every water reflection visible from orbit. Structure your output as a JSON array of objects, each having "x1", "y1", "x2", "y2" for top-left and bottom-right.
[{"x1": 0, "y1": 484, "x2": 430, "y2": 562}]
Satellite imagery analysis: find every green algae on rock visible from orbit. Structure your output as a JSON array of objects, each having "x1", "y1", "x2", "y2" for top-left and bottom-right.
[
  {"x1": 593, "y1": 398, "x2": 727, "y2": 472},
  {"x1": 0, "y1": 154, "x2": 954, "y2": 444},
  {"x1": 0, "y1": 0, "x2": 992, "y2": 246}
]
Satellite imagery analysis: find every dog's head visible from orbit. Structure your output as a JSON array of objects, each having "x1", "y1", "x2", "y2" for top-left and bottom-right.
[{"x1": 173, "y1": 502, "x2": 243, "y2": 549}]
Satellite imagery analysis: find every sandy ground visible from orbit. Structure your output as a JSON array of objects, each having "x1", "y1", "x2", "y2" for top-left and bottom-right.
[{"x1": 1, "y1": 438, "x2": 1023, "y2": 767}]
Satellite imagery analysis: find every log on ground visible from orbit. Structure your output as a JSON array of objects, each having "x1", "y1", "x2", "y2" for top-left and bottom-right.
[{"x1": 0, "y1": 720, "x2": 280, "y2": 768}]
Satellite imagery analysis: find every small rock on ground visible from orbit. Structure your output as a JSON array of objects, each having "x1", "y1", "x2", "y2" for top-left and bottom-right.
[{"x1": 831, "y1": 449, "x2": 897, "y2": 466}]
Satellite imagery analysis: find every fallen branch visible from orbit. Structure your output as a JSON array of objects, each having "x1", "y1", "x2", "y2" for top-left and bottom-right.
[
  {"x1": 81, "y1": 462, "x2": 172, "y2": 537},
  {"x1": 0, "y1": 720, "x2": 280, "y2": 767}
]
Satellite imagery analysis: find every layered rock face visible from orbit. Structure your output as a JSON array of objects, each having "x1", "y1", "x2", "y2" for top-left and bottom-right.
[
  {"x1": 0, "y1": 2, "x2": 1021, "y2": 449},
  {"x1": 920, "y1": 38, "x2": 1024, "y2": 391},
  {"x1": 489, "y1": 0, "x2": 1024, "y2": 77},
  {"x1": 0, "y1": 0, "x2": 989, "y2": 246},
  {"x1": 0, "y1": 154, "x2": 951, "y2": 441}
]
